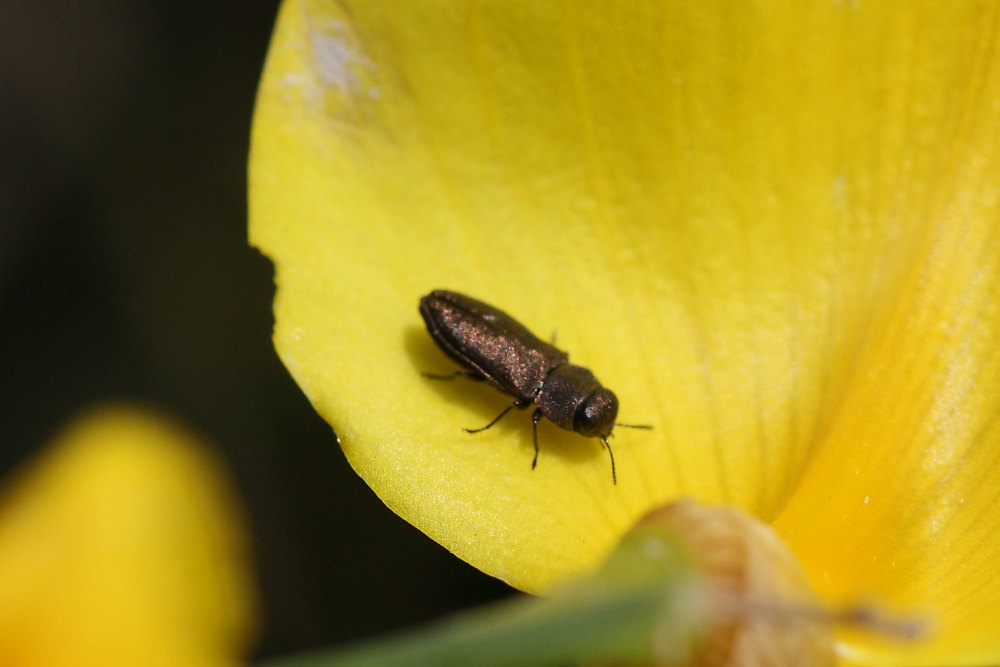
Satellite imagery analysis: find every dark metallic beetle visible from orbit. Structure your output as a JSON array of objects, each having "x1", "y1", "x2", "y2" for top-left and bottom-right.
[{"x1": 419, "y1": 289, "x2": 650, "y2": 484}]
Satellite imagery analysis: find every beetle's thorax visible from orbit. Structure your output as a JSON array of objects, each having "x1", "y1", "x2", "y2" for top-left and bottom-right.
[{"x1": 535, "y1": 363, "x2": 619, "y2": 437}]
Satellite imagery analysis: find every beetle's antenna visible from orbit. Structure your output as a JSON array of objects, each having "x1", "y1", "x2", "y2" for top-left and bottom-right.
[
  {"x1": 465, "y1": 400, "x2": 519, "y2": 434},
  {"x1": 600, "y1": 436, "x2": 617, "y2": 485},
  {"x1": 615, "y1": 422, "x2": 653, "y2": 429}
]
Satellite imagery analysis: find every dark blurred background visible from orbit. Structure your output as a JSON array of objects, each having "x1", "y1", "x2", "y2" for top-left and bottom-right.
[{"x1": 0, "y1": 1, "x2": 510, "y2": 660}]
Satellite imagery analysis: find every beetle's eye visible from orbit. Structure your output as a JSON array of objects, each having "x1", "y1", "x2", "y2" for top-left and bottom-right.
[{"x1": 573, "y1": 388, "x2": 619, "y2": 438}]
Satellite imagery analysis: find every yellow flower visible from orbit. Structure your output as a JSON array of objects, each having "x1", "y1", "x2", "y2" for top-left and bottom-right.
[
  {"x1": 250, "y1": 1, "x2": 1000, "y2": 664},
  {"x1": 0, "y1": 407, "x2": 257, "y2": 667}
]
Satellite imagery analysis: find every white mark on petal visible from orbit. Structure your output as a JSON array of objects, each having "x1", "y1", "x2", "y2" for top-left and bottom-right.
[
  {"x1": 831, "y1": 172, "x2": 848, "y2": 214},
  {"x1": 309, "y1": 20, "x2": 377, "y2": 98}
]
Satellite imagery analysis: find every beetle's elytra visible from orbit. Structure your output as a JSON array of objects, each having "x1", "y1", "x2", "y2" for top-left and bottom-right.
[{"x1": 419, "y1": 289, "x2": 650, "y2": 484}]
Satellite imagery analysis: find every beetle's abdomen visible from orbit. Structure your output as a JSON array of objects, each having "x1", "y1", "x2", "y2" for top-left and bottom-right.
[{"x1": 420, "y1": 290, "x2": 568, "y2": 399}]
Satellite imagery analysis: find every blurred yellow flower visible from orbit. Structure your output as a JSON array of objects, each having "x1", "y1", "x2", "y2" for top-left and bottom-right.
[
  {"x1": 0, "y1": 407, "x2": 257, "y2": 667},
  {"x1": 250, "y1": 1, "x2": 1000, "y2": 664}
]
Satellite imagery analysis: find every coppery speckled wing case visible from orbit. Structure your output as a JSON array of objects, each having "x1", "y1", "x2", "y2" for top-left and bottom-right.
[{"x1": 419, "y1": 290, "x2": 568, "y2": 401}]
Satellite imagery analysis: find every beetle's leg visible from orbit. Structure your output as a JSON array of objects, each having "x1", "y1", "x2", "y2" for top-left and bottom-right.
[
  {"x1": 423, "y1": 370, "x2": 484, "y2": 381},
  {"x1": 531, "y1": 408, "x2": 543, "y2": 469},
  {"x1": 464, "y1": 399, "x2": 524, "y2": 434}
]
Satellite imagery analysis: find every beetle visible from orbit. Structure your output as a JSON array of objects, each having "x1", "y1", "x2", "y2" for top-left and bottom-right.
[{"x1": 419, "y1": 289, "x2": 650, "y2": 484}]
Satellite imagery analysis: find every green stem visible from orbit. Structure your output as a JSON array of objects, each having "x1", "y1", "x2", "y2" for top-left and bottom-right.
[{"x1": 260, "y1": 581, "x2": 697, "y2": 667}]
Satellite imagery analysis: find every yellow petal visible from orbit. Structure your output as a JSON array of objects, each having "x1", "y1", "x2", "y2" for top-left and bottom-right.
[
  {"x1": 251, "y1": 1, "x2": 1000, "y2": 661},
  {"x1": 774, "y1": 113, "x2": 1000, "y2": 666},
  {"x1": 0, "y1": 407, "x2": 257, "y2": 667}
]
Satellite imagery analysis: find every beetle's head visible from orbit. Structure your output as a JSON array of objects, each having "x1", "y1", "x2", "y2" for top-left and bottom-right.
[{"x1": 573, "y1": 387, "x2": 619, "y2": 438}]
